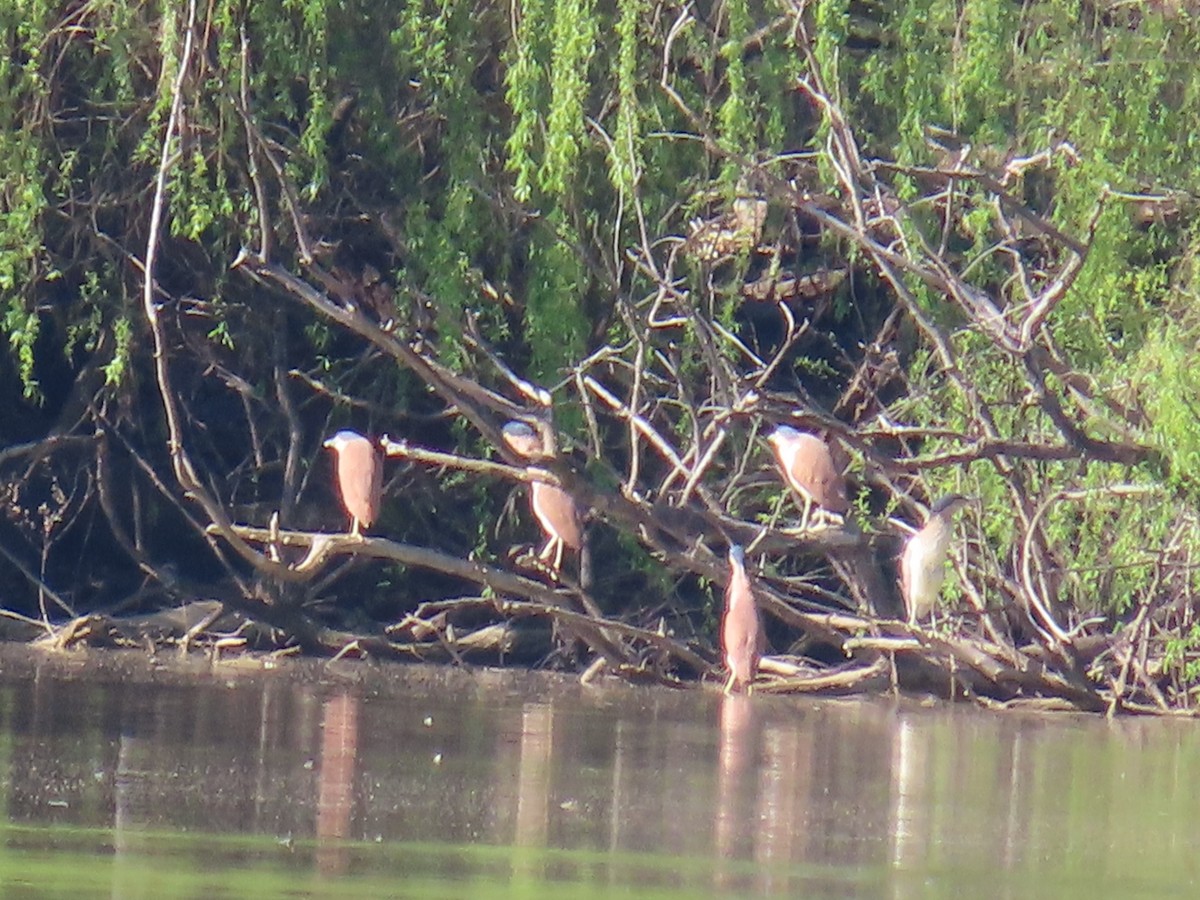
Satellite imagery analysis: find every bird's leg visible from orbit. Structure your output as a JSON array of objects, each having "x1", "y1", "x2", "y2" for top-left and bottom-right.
[
  {"x1": 537, "y1": 536, "x2": 565, "y2": 570},
  {"x1": 350, "y1": 517, "x2": 362, "y2": 539},
  {"x1": 798, "y1": 495, "x2": 813, "y2": 532},
  {"x1": 537, "y1": 536, "x2": 565, "y2": 578},
  {"x1": 722, "y1": 669, "x2": 735, "y2": 695}
]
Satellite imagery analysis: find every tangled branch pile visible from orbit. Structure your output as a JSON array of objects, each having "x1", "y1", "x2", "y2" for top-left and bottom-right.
[{"x1": 2, "y1": 1, "x2": 1200, "y2": 714}]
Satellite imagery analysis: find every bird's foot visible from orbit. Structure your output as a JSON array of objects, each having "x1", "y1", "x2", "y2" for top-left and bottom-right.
[{"x1": 508, "y1": 545, "x2": 562, "y2": 583}]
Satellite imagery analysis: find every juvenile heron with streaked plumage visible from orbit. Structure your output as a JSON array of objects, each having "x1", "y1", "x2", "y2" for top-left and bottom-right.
[
  {"x1": 900, "y1": 494, "x2": 971, "y2": 626},
  {"x1": 722, "y1": 544, "x2": 765, "y2": 694}
]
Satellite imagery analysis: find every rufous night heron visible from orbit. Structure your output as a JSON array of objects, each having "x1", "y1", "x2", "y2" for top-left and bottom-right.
[
  {"x1": 722, "y1": 544, "x2": 765, "y2": 694},
  {"x1": 900, "y1": 494, "x2": 970, "y2": 626},
  {"x1": 323, "y1": 430, "x2": 383, "y2": 538},
  {"x1": 766, "y1": 425, "x2": 850, "y2": 530},
  {"x1": 501, "y1": 420, "x2": 583, "y2": 573}
]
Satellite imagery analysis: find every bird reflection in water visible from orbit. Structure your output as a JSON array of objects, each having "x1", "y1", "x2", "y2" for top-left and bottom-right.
[
  {"x1": 714, "y1": 692, "x2": 760, "y2": 893},
  {"x1": 316, "y1": 690, "x2": 361, "y2": 876},
  {"x1": 512, "y1": 701, "x2": 554, "y2": 882}
]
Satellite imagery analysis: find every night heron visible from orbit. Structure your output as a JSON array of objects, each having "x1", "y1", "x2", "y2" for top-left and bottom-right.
[
  {"x1": 501, "y1": 421, "x2": 583, "y2": 572},
  {"x1": 722, "y1": 544, "x2": 765, "y2": 694},
  {"x1": 323, "y1": 430, "x2": 383, "y2": 538},
  {"x1": 900, "y1": 494, "x2": 970, "y2": 626},
  {"x1": 766, "y1": 425, "x2": 850, "y2": 530},
  {"x1": 684, "y1": 172, "x2": 768, "y2": 262}
]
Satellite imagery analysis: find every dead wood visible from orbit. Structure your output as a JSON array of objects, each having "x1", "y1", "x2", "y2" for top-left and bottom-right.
[{"x1": 28, "y1": 2, "x2": 1183, "y2": 716}]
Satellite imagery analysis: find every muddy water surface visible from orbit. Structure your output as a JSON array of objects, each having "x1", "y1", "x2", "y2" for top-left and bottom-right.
[{"x1": 0, "y1": 645, "x2": 1196, "y2": 897}]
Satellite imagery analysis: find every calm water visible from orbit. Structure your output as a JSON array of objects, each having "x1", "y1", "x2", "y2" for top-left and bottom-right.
[{"x1": 0, "y1": 646, "x2": 1196, "y2": 897}]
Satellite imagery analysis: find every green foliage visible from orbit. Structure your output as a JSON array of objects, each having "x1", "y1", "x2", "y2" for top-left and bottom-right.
[
  {"x1": 504, "y1": 0, "x2": 550, "y2": 204},
  {"x1": 4, "y1": 300, "x2": 40, "y2": 401},
  {"x1": 0, "y1": 4, "x2": 50, "y2": 401},
  {"x1": 103, "y1": 317, "x2": 133, "y2": 387},
  {"x1": 525, "y1": 216, "x2": 588, "y2": 381},
  {"x1": 543, "y1": 0, "x2": 598, "y2": 197},
  {"x1": 947, "y1": 0, "x2": 1017, "y2": 141},
  {"x1": 717, "y1": 0, "x2": 753, "y2": 156},
  {"x1": 607, "y1": 0, "x2": 645, "y2": 210},
  {"x1": 1136, "y1": 320, "x2": 1200, "y2": 499},
  {"x1": 390, "y1": 1, "x2": 518, "y2": 362},
  {"x1": 1164, "y1": 623, "x2": 1200, "y2": 691},
  {"x1": 812, "y1": 0, "x2": 850, "y2": 94},
  {"x1": 249, "y1": 0, "x2": 331, "y2": 195}
]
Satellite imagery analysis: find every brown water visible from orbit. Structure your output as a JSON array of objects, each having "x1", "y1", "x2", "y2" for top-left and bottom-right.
[{"x1": 0, "y1": 645, "x2": 1196, "y2": 897}]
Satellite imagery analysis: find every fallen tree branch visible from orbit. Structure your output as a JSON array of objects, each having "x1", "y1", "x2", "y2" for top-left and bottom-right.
[{"x1": 220, "y1": 523, "x2": 636, "y2": 669}]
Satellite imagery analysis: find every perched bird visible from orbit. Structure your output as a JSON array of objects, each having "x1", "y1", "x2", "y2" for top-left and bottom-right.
[
  {"x1": 900, "y1": 495, "x2": 971, "y2": 626},
  {"x1": 501, "y1": 421, "x2": 583, "y2": 573},
  {"x1": 722, "y1": 544, "x2": 766, "y2": 694},
  {"x1": 683, "y1": 172, "x2": 768, "y2": 262},
  {"x1": 766, "y1": 425, "x2": 850, "y2": 530},
  {"x1": 323, "y1": 431, "x2": 382, "y2": 538}
]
